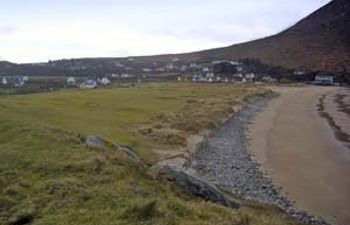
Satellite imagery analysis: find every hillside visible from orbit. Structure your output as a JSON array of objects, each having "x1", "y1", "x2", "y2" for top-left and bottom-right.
[{"x1": 153, "y1": 0, "x2": 350, "y2": 72}]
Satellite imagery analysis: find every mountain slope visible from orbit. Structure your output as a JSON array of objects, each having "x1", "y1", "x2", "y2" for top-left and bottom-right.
[
  {"x1": 140, "y1": 0, "x2": 348, "y2": 72},
  {"x1": 179, "y1": 0, "x2": 350, "y2": 72}
]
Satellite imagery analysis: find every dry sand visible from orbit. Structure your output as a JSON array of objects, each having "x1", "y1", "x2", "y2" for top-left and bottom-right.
[{"x1": 249, "y1": 86, "x2": 350, "y2": 225}]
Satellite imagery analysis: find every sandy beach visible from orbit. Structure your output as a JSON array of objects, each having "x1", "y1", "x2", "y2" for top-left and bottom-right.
[{"x1": 249, "y1": 86, "x2": 350, "y2": 225}]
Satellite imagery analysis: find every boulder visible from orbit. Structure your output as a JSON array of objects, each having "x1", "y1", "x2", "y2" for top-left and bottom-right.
[
  {"x1": 118, "y1": 145, "x2": 140, "y2": 161},
  {"x1": 85, "y1": 135, "x2": 139, "y2": 161},
  {"x1": 85, "y1": 135, "x2": 109, "y2": 150},
  {"x1": 158, "y1": 165, "x2": 240, "y2": 209}
]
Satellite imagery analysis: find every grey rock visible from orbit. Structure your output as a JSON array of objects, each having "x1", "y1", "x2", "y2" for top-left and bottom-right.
[
  {"x1": 191, "y1": 95, "x2": 328, "y2": 225},
  {"x1": 85, "y1": 135, "x2": 139, "y2": 161},
  {"x1": 118, "y1": 145, "x2": 140, "y2": 161},
  {"x1": 85, "y1": 135, "x2": 108, "y2": 150},
  {"x1": 158, "y1": 165, "x2": 240, "y2": 209}
]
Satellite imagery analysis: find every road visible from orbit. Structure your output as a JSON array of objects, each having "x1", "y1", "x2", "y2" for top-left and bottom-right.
[{"x1": 249, "y1": 86, "x2": 350, "y2": 225}]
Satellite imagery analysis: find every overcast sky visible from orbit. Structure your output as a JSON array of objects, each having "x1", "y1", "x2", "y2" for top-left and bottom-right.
[{"x1": 0, "y1": 0, "x2": 331, "y2": 63}]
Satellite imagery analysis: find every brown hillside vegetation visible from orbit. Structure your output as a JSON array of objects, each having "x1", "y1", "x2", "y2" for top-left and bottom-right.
[{"x1": 143, "y1": 0, "x2": 350, "y2": 72}]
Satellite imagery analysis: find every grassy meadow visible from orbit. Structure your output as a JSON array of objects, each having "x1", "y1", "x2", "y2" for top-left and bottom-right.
[{"x1": 0, "y1": 83, "x2": 299, "y2": 225}]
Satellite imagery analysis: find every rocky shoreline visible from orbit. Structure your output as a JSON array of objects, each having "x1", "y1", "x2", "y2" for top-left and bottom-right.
[{"x1": 190, "y1": 95, "x2": 328, "y2": 225}]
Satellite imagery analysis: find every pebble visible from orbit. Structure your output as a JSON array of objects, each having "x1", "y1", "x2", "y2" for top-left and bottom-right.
[{"x1": 191, "y1": 96, "x2": 328, "y2": 225}]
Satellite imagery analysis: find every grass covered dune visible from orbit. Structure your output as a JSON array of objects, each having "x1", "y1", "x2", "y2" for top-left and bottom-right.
[{"x1": 0, "y1": 83, "x2": 299, "y2": 225}]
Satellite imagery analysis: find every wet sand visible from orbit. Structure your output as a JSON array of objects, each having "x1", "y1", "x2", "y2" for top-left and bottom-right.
[{"x1": 249, "y1": 86, "x2": 350, "y2": 225}]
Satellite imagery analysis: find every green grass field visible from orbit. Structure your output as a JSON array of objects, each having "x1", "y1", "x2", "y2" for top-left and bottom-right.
[{"x1": 0, "y1": 83, "x2": 300, "y2": 225}]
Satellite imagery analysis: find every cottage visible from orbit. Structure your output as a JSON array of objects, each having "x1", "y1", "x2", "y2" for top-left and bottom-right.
[
  {"x1": 202, "y1": 67, "x2": 210, "y2": 72},
  {"x1": 244, "y1": 73, "x2": 256, "y2": 82},
  {"x1": 314, "y1": 75, "x2": 334, "y2": 85},
  {"x1": 166, "y1": 63, "x2": 174, "y2": 70},
  {"x1": 192, "y1": 75, "x2": 197, "y2": 82},
  {"x1": 2, "y1": 77, "x2": 7, "y2": 85},
  {"x1": 180, "y1": 65, "x2": 187, "y2": 72},
  {"x1": 67, "y1": 77, "x2": 76, "y2": 86},
  {"x1": 98, "y1": 77, "x2": 111, "y2": 86},
  {"x1": 22, "y1": 76, "x2": 29, "y2": 83},
  {"x1": 156, "y1": 68, "x2": 165, "y2": 72},
  {"x1": 294, "y1": 70, "x2": 306, "y2": 76},
  {"x1": 205, "y1": 73, "x2": 214, "y2": 82},
  {"x1": 80, "y1": 79, "x2": 98, "y2": 89},
  {"x1": 4, "y1": 76, "x2": 25, "y2": 87},
  {"x1": 121, "y1": 73, "x2": 131, "y2": 78},
  {"x1": 262, "y1": 76, "x2": 277, "y2": 83},
  {"x1": 142, "y1": 68, "x2": 152, "y2": 72}
]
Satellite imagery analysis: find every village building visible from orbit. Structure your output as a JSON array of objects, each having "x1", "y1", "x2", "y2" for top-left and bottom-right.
[
  {"x1": 314, "y1": 75, "x2": 334, "y2": 85},
  {"x1": 98, "y1": 77, "x2": 111, "y2": 86},
  {"x1": 202, "y1": 67, "x2": 210, "y2": 72},
  {"x1": 180, "y1": 65, "x2": 187, "y2": 72},
  {"x1": 80, "y1": 79, "x2": 98, "y2": 89},
  {"x1": 142, "y1": 68, "x2": 152, "y2": 72},
  {"x1": 155, "y1": 68, "x2": 165, "y2": 72},
  {"x1": 67, "y1": 77, "x2": 76, "y2": 86},
  {"x1": 121, "y1": 73, "x2": 132, "y2": 78},
  {"x1": 206, "y1": 73, "x2": 215, "y2": 82},
  {"x1": 22, "y1": 76, "x2": 29, "y2": 83},
  {"x1": 2, "y1": 76, "x2": 25, "y2": 87},
  {"x1": 244, "y1": 73, "x2": 256, "y2": 82},
  {"x1": 2, "y1": 77, "x2": 7, "y2": 85},
  {"x1": 262, "y1": 76, "x2": 277, "y2": 83},
  {"x1": 166, "y1": 63, "x2": 174, "y2": 70},
  {"x1": 294, "y1": 70, "x2": 306, "y2": 76}
]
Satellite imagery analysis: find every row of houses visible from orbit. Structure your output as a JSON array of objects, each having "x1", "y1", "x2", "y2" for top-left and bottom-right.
[
  {"x1": 1, "y1": 76, "x2": 29, "y2": 87},
  {"x1": 66, "y1": 77, "x2": 111, "y2": 89},
  {"x1": 179, "y1": 72, "x2": 277, "y2": 83}
]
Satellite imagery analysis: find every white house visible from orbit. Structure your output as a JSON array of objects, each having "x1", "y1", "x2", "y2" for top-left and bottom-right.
[
  {"x1": 244, "y1": 73, "x2": 256, "y2": 82},
  {"x1": 166, "y1": 63, "x2": 174, "y2": 70},
  {"x1": 142, "y1": 68, "x2": 152, "y2": 72},
  {"x1": 2, "y1": 77, "x2": 7, "y2": 85},
  {"x1": 190, "y1": 63, "x2": 196, "y2": 68},
  {"x1": 22, "y1": 76, "x2": 29, "y2": 83},
  {"x1": 314, "y1": 75, "x2": 334, "y2": 85},
  {"x1": 67, "y1": 77, "x2": 76, "y2": 86},
  {"x1": 121, "y1": 74, "x2": 131, "y2": 78},
  {"x1": 4, "y1": 77, "x2": 25, "y2": 87},
  {"x1": 80, "y1": 79, "x2": 98, "y2": 89},
  {"x1": 202, "y1": 67, "x2": 210, "y2": 72},
  {"x1": 180, "y1": 65, "x2": 187, "y2": 72},
  {"x1": 192, "y1": 75, "x2": 197, "y2": 82},
  {"x1": 99, "y1": 77, "x2": 111, "y2": 85},
  {"x1": 155, "y1": 68, "x2": 165, "y2": 72}
]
